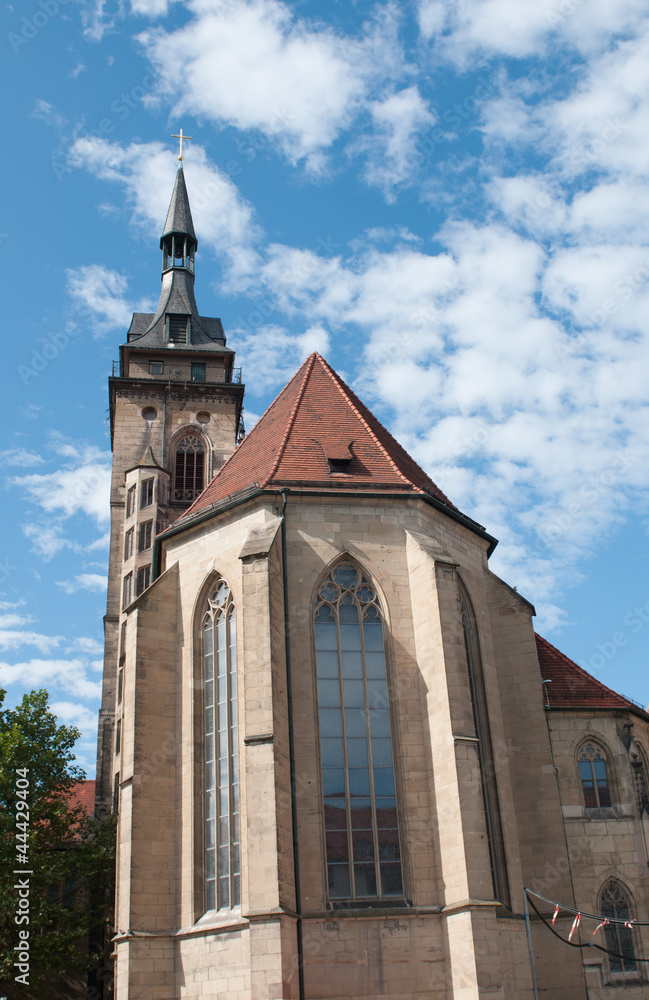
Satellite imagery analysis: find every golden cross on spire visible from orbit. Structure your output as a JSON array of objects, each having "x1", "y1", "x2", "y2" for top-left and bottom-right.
[{"x1": 171, "y1": 128, "x2": 192, "y2": 162}]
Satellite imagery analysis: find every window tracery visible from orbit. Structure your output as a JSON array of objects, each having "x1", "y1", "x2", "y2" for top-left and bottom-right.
[
  {"x1": 600, "y1": 881, "x2": 636, "y2": 972},
  {"x1": 314, "y1": 561, "x2": 403, "y2": 902},
  {"x1": 203, "y1": 580, "x2": 239, "y2": 911},
  {"x1": 578, "y1": 742, "x2": 612, "y2": 808},
  {"x1": 174, "y1": 431, "x2": 205, "y2": 503}
]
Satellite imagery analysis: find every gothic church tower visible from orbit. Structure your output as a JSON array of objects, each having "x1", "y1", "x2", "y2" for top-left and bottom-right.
[{"x1": 96, "y1": 162, "x2": 244, "y2": 812}]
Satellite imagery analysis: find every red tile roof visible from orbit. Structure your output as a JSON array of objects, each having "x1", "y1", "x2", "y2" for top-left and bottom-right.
[
  {"x1": 182, "y1": 353, "x2": 459, "y2": 519},
  {"x1": 535, "y1": 634, "x2": 642, "y2": 712},
  {"x1": 67, "y1": 779, "x2": 95, "y2": 816}
]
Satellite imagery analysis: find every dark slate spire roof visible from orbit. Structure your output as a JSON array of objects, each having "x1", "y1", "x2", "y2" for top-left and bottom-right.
[
  {"x1": 161, "y1": 165, "x2": 196, "y2": 245},
  {"x1": 124, "y1": 163, "x2": 231, "y2": 353},
  {"x1": 128, "y1": 269, "x2": 229, "y2": 349}
]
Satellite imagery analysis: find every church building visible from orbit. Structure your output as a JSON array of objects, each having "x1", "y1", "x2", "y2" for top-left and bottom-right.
[{"x1": 96, "y1": 154, "x2": 649, "y2": 999}]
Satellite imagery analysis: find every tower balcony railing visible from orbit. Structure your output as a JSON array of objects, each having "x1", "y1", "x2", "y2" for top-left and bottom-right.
[{"x1": 112, "y1": 361, "x2": 242, "y2": 384}]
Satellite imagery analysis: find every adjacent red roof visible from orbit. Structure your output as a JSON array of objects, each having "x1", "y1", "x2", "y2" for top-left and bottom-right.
[
  {"x1": 67, "y1": 779, "x2": 95, "y2": 816},
  {"x1": 535, "y1": 634, "x2": 643, "y2": 712},
  {"x1": 183, "y1": 353, "x2": 459, "y2": 519}
]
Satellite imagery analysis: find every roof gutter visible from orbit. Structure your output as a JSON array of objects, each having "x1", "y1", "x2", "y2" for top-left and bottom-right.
[{"x1": 151, "y1": 486, "x2": 498, "y2": 579}]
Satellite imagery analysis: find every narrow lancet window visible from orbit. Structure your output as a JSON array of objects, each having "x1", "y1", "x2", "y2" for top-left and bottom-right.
[
  {"x1": 315, "y1": 562, "x2": 403, "y2": 902},
  {"x1": 204, "y1": 581, "x2": 239, "y2": 911}
]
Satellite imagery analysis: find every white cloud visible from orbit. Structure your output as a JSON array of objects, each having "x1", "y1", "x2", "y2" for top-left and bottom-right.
[
  {"x1": 0, "y1": 658, "x2": 102, "y2": 700},
  {"x1": 49, "y1": 701, "x2": 100, "y2": 732},
  {"x1": 14, "y1": 463, "x2": 110, "y2": 525},
  {"x1": 0, "y1": 611, "x2": 63, "y2": 655},
  {"x1": 232, "y1": 324, "x2": 330, "y2": 394},
  {"x1": 137, "y1": 0, "x2": 393, "y2": 170},
  {"x1": 418, "y1": 0, "x2": 649, "y2": 63},
  {"x1": 70, "y1": 138, "x2": 260, "y2": 283},
  {"x1": 57, "y1": 574, "x2": 107, "y2": 595},
  {"x1": 30, "y1": 99, "x2": 67, "y2": 129},
  {"x1": 11, "y1": 443, "x2": 110, "y2": 525},
  {"x1": 130, "y1": 0, "x2": 176, "y2": 14},
  {"x1": 69, "y1": 636, "x2": 104, "y2": 656},
  {"x1": 67, "y1": 265, "x2": 152, "y2": 335},
  {"x1": 358, "y1": 87, "x2": 435, "y2": 198},
  {"x1": 9, "y1": 438, "x2": 111, "y2": 561},
  {"x1": 0, "y1": 448, "x2": 44, "y2": 467}
]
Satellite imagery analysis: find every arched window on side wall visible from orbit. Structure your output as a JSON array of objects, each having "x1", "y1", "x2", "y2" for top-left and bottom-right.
[
  {"x1": 315, "y1": 561, "x2": 403, "y2": 903},
  {"x1": 579, "y1": 742, "x2": 612, "y2": 808},
  {"x1": 203, "y1": 580, "x2": 239, "y2": 911},
  {"x1": 601, "y1": 881, "x2": 636, "y2": 972},
  {"x1": 460, "y1": 583, "x2": 510, "y2": 909},
  {"x1": 174, "y1": 431, "x2": 205, "y2": 503}
]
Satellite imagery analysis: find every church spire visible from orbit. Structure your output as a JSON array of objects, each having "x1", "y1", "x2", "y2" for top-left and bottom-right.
[
  {"x1": 122, "y1": 140, "x2": 231, "y2": 350},
  {"x1": 160, "y1": 166, "x2": 197, "y2": 278}
]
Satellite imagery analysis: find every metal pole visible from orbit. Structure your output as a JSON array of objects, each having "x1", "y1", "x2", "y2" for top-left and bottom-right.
[{"x1": 524, "y1": 889, "x2": 540, "y2": 1000}]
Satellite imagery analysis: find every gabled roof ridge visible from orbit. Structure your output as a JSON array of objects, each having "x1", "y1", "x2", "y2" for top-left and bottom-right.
[
  {"x1": 181, "y1": 354, "x2": 313, "y2": 520},
  {"x1": 315, "y1": 354, "x2": 415, "y2": 491},
  {"x1": 265, "y1": 353, "x2": 317, "y2": 485},
  {"x1": 535, "y1": 632, "x2": 635, "y2": 708}
]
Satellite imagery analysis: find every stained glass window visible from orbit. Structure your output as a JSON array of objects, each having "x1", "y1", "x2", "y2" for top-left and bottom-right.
[
  {"x1": 203, "y1": 581, "x2": 239, "y2": 911},
  {"x1": 315, "y1": 562, "x2": 403, "y2": 901}
]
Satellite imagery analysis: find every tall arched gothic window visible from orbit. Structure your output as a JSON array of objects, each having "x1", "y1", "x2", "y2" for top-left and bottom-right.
[
  {"x1": 578, "y1": 742, "x2": 612, "y2": 808},
  {"x1": 203, "y1": 580, "x2": 239, "y2": 911},
  {"x1": 601, "y1": 881, "x2": 636, "y2": 972},
  {"x1": 315, "y1": 562, "x2": 403, "y2": 902},
  {"x1": 460, "y1": 584, "x2": 510, "y2": 908},
  {"x1": 174, "y1": 431, "x2": 205, "y2": 503}
]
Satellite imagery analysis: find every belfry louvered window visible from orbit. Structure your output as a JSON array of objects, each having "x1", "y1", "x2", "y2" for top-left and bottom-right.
[
  {"x1": 167, "y1": 314, "x2": 189, "y2": 344},
  {"x1": 203, "y1": 581, "x2": 239, "y2": 911},
  {"x1": 174, "y1": 432, "x2": 205, "y2": 503},
  {"x1": 315, "y1": 562, "x2": 403, "y2": 901}
]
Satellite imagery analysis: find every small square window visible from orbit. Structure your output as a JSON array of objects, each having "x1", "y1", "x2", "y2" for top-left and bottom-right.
[
  {"x1": 149, "y1": 361, "x2": 164, "y2": 375},
  {"x1": 122, "y1": 573, "x2": 133, "y2": 609},
  {"x1": 124, "y1": 527, "x2": 134, "y2": 561},
  {"x1": 136, "y1": 565, "x2": 151, "y2": 596},
  {"x1": 191, "y1": 362, "x2": 206, "y2": 383},
  {"x1": 126, "y1": 485, "x2": 136, "y2": 518},
  {"x1": 138, "y1": 521, "x2": 152, "y2": 552},
  {"x1": 140, "y1": 479, "x2": 154, "y2": 508}
]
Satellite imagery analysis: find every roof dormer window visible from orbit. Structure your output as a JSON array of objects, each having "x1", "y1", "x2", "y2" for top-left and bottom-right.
[{"x1": 168, "y1": 314, "x2": 189, "y2": 344}]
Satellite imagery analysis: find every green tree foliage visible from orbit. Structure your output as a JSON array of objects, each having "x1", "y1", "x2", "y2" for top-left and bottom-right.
[{"x1": 0, "y1": 688, "x2": 115, "y2": 998}]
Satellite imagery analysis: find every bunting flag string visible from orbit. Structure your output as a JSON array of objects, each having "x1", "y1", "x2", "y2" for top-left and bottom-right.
[
  {"x1": 568, "y1": 913, "x2": 581, "y2": 941},
  {"x1": 525, "y1": 887, "x2": 649, "y2": 927},
  {"x1": 524, "y1": 888, "x2": 649, "y2": 965}
]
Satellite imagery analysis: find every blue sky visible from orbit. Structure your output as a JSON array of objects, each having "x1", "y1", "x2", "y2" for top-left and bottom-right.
[{"x1": 3, "y1": 0, "x2": 649, "y2": 775}]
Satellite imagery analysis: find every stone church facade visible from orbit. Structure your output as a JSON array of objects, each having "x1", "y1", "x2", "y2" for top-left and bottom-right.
[{"x1": 96, "y1": 163, "x2": 649, "y2": 999}]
